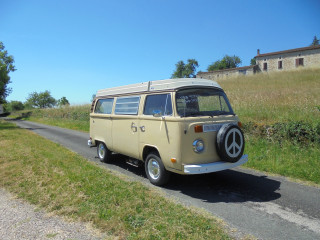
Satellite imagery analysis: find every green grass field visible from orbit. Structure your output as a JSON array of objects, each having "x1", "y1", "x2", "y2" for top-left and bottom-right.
[
  {"x1": 8, "y1": 68, "x2": 320, "y2": 185},
  {"x1": 0, "y1": 120, "x2": 230, "y2": 240}
]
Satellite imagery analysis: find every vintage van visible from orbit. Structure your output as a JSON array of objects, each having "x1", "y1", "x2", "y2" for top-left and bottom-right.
[{"x1": 88, "y1": 78, "x2": 248, "y2": 186}]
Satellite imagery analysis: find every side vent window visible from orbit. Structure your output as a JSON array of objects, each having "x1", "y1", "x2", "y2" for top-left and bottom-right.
[
  {"x1": 115, "y1": 96, "x2": 140, "y2": 115},
  {"x1": 94, "y1": 98, "x2": 114, "y2": 114}
]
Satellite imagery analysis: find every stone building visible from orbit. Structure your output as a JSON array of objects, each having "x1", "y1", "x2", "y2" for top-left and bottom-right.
[
  {"x1": 255, "y1": 45, "x2": 320, "y2": 72},
  {"x1": 197, "y1": 65, "x2": 258, "y2": 81},
  {"x1": 197, "y1": 45, "x2": 320, "y2": 80}
]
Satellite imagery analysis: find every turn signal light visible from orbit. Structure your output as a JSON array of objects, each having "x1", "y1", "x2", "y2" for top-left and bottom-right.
[
  {"x1": 194, "y1": 125, "x2": 203, "y2": 133},
  {"x1": 171, "y1": 158, "x2": 177, "y2": 163},
  {"x1": 238, "y1": 122, "x2": 243, "y2": 128}
]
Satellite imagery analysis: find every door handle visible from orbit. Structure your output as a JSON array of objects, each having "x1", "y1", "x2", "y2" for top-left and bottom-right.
[{"x1": 131, "y1": 122, "x2": 137, "y2": 132}]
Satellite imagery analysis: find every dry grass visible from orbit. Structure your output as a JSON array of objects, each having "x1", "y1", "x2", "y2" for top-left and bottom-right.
[{"x1": 220, "y1": 68, "x2": 320, "y2": 125}]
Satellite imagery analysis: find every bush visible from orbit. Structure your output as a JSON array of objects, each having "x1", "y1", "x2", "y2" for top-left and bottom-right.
[{"x1": 243, "y1": 121, "x2": 320, "y2": 145}]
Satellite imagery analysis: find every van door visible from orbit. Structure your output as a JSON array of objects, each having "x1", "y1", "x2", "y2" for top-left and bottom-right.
[
  {"x1": 140, "y1": 93, "x2": 181, "y2": 170},
  {"x1": 112, "y1": 96, "x2": 140, "y2": 159}
]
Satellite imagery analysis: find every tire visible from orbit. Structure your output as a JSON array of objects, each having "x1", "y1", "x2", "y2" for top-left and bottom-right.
[
  {"x1": 97, "y1": 142, "x2": 112, "y2": 163},
  {"x1": 145, "y1": 152, "x2": 170, "y2": 186},
  {"x1": 216, "y1": 123, "x2": 245, "y2": 163}
]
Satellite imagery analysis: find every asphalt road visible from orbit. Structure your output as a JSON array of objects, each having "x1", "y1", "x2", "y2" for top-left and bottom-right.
[{"x1": 9, "y1": 119, "x2": 320, "y2": 240}]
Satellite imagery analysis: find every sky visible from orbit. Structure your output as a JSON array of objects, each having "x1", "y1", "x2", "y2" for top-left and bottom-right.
[{"x1": 1, "y1": 0, "x2": 320, "y2": 105}]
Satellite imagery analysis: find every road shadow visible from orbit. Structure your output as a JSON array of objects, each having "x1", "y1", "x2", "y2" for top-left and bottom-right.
[{"x1": 107, "y1": 155, "x2": 281, "y2": 204}]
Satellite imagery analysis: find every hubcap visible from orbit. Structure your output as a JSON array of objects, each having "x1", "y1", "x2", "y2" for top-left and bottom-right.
[
  {"x1": 225, "y1": 128, "x2": 243, "y2": 158},
  {"x1": 148, "y1": 158, "x2": 160, "y2": 180},
  {"x1": 98, "y1": 144, "x2": 106, "y2": 159}
]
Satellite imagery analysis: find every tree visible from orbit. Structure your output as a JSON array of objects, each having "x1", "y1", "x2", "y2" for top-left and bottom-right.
[
  {"x1": 6, "y1": 100, "x2": 24, "y2": 112},
  {"x1": 171, "y1": 59, "x2": 199, "y2": 78},
  {"x1": 57, "y1": 96, "x2": 70, "y2": 107},
  {"x1": 26, "y1": 90, "x2": 56, "y2": 108},
  {"x1": 207, "y1": 55, "x2": 242, "y2": 71},
  {"x1": 0, "y1": 41, "x2": 16, "y2": 104},
  {"x1": 310, "y1": 36, "x2": 319, "y2": 46},
  {"x1": 250, "y1": 58, "x2": 256, "y2": 66}
]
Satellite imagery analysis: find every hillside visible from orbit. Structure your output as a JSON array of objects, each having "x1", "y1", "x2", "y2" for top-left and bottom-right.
[{"x1": 220, "y1": 68, "x2": 320, "y2": 125}]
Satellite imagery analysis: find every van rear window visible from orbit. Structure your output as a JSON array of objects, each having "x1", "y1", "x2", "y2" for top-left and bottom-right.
[
  {"x1": 115, "y1": 96, "x2": 140, "y2": 115},
  {"x1": 94, "y1": 98, "x2": 114, "y2": 114}
]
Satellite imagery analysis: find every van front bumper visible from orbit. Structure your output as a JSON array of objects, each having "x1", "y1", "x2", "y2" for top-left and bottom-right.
[
  {"x1": 88, "y1": 139, "x2": 96, "y2": 147},
  {"x1": 183, "y1": 154, "x2": 248, "y2": 174}
]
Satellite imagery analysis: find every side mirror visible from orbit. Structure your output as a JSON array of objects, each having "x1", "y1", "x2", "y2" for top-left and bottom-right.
[{"x1": 152, "y1": 109, "x2": 162, "y2": 117}]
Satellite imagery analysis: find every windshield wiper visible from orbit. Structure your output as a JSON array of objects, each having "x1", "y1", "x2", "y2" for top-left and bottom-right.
[{"x1": 184, "y1": 112, "x2": 213, "y2": 117}]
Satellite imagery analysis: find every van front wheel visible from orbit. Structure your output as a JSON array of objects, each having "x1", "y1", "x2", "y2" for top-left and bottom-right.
[
  {"x1": 145, "y1": 153, "x2": 170, "y2": 186},
  {"x1": 97, "y1": 142, "x2": 112, "y2": 163}
]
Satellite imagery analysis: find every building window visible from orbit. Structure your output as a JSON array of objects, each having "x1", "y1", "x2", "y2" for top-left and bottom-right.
[
  {"x1": 239, "y1": 69, "x2": 247, "y2": 75},
  {"x1": 263, "y1": 62, "x2": 268, "y2": 71},
  {"x1": 278, "y1": 61, "x2": 283, "y2": 69},
  {"x1": 296, "y1": 58, "x2": 304, "y2": 67},
  {"x1": 279, "y1": 56, "x2": 282, "y2": 59}
]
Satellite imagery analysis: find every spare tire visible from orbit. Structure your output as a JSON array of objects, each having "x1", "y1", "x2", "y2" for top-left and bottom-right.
[{"x1": 216, "y1": 123, "x2": 245, "y2": 163}]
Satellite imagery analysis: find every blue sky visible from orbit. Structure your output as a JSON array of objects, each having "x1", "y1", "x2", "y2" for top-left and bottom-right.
[{"x1": 1, "y1": 0, "x2": 320, "y2": 104}]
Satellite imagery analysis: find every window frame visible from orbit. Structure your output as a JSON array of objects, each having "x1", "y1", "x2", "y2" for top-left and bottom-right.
[
  {"x1": 94, "y1": 98, "x2": 114, "y2": 114},
  {"x1": 143, "y1": 93, "x2": 173, "y2": 116},
  {"x1": 114, "y1": 96, "x2": 141, "y2": 115}
]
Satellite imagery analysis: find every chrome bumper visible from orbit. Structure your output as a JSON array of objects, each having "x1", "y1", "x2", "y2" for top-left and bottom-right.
[
  {"x1": 184, "y1": 154, "x2": 248, "y2": 174},
  {"x1": 88, "y1": 139, "x2": 95, "y2": 147}
]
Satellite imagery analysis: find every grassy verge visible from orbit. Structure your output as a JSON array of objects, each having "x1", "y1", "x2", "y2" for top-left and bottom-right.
[
  {"x1": 8, "y1": 105, "x2": 90, "y2": 131},
  {"x1": 245, "y1": 137, "x2": 320, "y2": 184},
  {"x1": 0, "y1": 120, "x2": 229, "y2": 240}
]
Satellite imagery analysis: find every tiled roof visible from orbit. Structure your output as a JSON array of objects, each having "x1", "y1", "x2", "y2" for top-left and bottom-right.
[{"x1": 255, "y1": 45, "x2": 320, "y2": 58}]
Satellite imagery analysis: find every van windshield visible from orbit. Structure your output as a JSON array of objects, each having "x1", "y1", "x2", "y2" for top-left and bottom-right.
[{"x1": 176, "y1": 88, "x2": 234, "y2": 117}]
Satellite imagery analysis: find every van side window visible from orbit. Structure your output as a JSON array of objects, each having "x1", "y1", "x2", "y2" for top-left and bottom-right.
[
  {"x1": 115, "y1": 96, "x2": 140, "y2": 115},
  {"x1": 144, "y1": 94, "x2": 172, "y2": 116},
  {"x1": 94, "y1": 98, "x2": 114, "y2": 114}
]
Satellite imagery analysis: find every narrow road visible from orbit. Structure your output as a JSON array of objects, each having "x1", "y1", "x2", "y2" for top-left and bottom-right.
[{"x1": 10, "y1": 120, "x2": 320, "y2": 240}]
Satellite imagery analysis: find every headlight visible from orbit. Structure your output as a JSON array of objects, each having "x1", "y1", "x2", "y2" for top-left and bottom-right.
[{"x1": 193, "y1": 139, "x2": 204, "y2": 153}]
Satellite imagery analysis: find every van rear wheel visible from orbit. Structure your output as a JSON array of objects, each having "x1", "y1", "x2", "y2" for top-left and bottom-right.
[
  {"x1": 145, "y1": 153, "x2": 170, "y2": 186},
  {"x1": 97, "y1": 142, "x2": 112, "y2": 163}
]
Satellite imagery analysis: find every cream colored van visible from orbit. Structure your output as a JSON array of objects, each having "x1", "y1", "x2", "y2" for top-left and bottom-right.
[{"x1": 88, "y1": 78, "x2": 248, "y2": 186}]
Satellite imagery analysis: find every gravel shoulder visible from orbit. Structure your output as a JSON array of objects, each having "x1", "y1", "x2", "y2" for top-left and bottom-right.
[{"x1": 0, "y1": 188, "x2": 106, "y2": 240}]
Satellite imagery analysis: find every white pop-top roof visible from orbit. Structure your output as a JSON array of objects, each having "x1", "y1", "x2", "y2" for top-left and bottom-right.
[{"x1": 96, "y1": 78, "x2": 221, "y2": 97}]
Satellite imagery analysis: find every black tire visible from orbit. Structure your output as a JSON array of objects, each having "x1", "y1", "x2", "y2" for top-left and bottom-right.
[
  {"x1": 145, "y1": 152, "x2": 170, "y2": 186},
  {"x1": 97, "y1": 142, "x2": 112, "y2": 163},
  {"x1": 216, "y1": 123, "x2": 245, "y2": 163}
]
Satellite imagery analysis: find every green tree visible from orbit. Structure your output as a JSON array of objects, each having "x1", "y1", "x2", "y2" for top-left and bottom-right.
[
  {"x1": 171, "y1": 59, "x2": 199, "y2": 78},
  {"x1": 6, "y1": 100, "x2": 24, "y2": 112},
  {"x1": 0, "y1": 41, "x2": 16, "y2": 104},
  {"x1": 57, "y1": 96, "x2": 70, "y2": 107},
  {"x1": 310, "y1": 35, "x2": 319, "y2": 46},
  {"x1": 250, "y1": 58, "x2": 256, "y2": 66},
  {"x1": 207, "y1": 55, "x2": 242, "y2": 71},
  {"x1": 26, "y1": 90, "x2": 56, "y2": 108}
]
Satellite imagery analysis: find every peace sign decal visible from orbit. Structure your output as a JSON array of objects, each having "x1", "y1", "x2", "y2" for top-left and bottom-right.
[{"x1": 224, "y1": 128, "x2": 243, "y2": 158}]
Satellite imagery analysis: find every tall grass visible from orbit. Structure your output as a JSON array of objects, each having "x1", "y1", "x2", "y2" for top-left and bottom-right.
[
  {"x1": 220, "y1": 68, "x2": 320, "y2": 125},
  {"x1": 10, "y1": 105, "x2": 91, "y2": 131}
]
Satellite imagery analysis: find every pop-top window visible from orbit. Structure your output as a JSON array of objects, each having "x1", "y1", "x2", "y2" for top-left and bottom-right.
[
  {"x1": 94, "y1": 98, "x2": 114, "y2": 114},
  {"x1": 144, "y1": 94, "x2": 172, "y2": 116},
  {"x1": 176, "y1": 88, "x2": 234, "y2": 117},
  {"x1": 115, "y1": 96, "x2": 140, "y2": 115}
]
